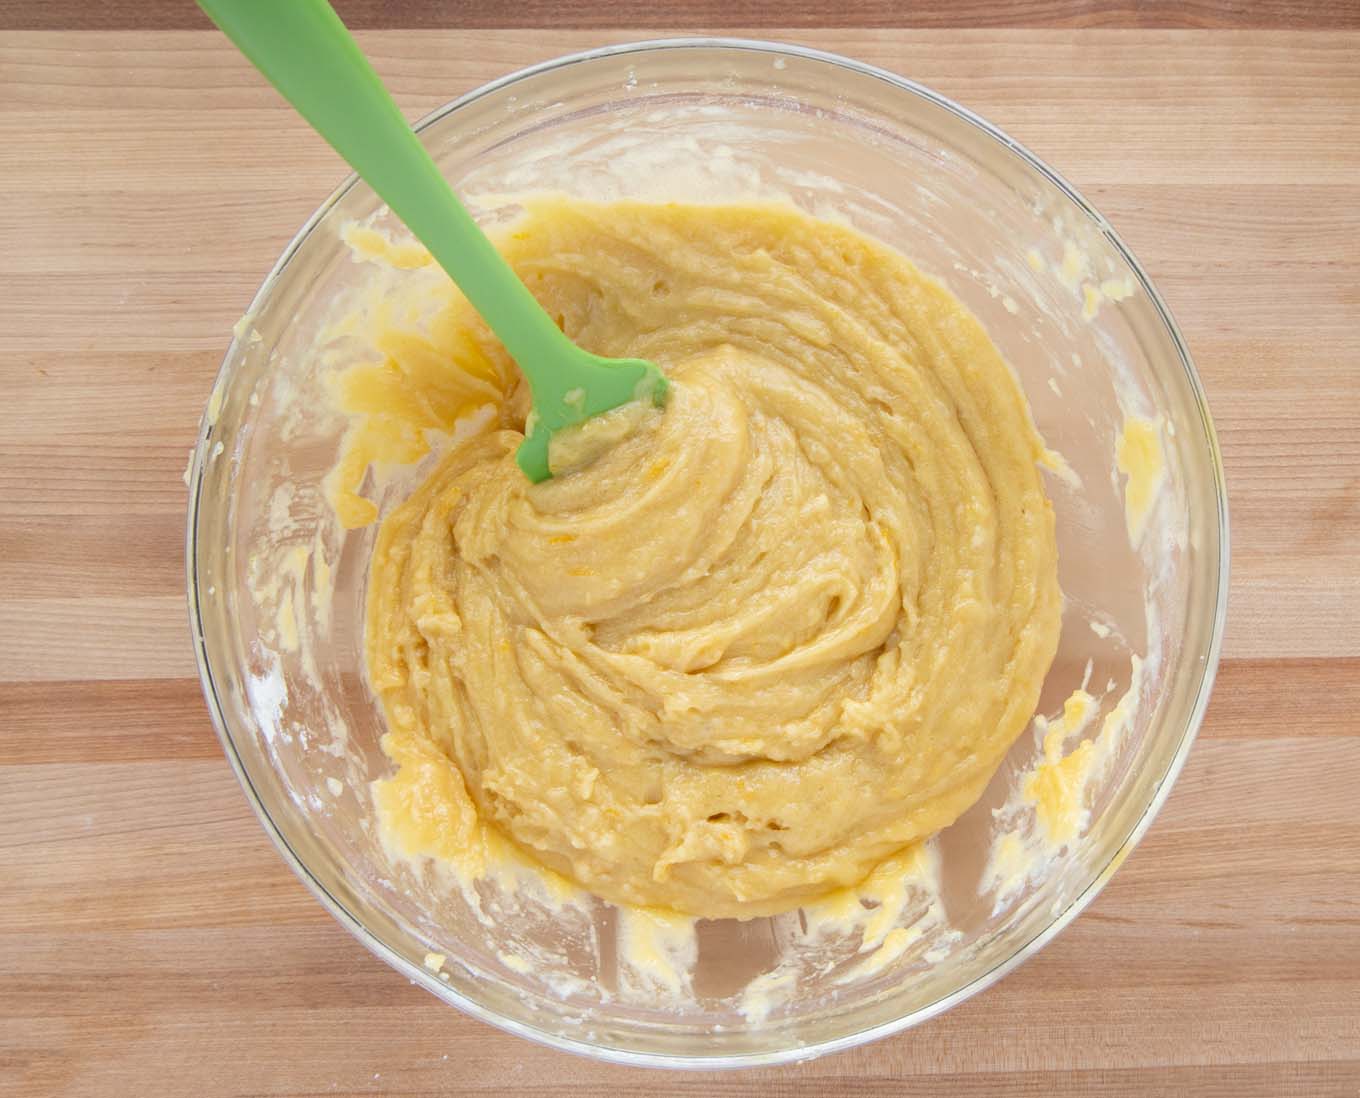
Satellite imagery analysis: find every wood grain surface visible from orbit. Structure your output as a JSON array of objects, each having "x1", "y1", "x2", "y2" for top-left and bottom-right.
[{"x1": 1, "y1": 2, "x2": 1358, "y2": 1095}]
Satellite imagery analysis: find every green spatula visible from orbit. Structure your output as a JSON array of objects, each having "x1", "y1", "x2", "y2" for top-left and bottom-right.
[{"x1": 198, "y1": 0, "x2": 667, "y2": 482}]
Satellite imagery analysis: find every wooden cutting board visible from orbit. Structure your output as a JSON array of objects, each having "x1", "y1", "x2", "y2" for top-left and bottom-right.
[{"x1": 1, "y1": 3, "x2": 1357, "y2": 1095}]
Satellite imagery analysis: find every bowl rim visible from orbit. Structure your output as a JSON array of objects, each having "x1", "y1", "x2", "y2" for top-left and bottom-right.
[{"x1": 186, "y1": 36, "x2": 1231, "y2": 1070}]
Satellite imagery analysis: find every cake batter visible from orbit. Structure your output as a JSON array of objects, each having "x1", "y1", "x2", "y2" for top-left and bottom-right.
[{"x1": 354, "y1": 199, "x2": 1062, "y2": 919}]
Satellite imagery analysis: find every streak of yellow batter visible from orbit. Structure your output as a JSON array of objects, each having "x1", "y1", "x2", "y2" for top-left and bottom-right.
[{"x1": 361, "y1": 199, "x2": 1061, "y2": 919}]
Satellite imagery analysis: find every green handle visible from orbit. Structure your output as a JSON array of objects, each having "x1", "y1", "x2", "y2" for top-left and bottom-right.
[{"x1": 199, "y1": 0, "x2": 568, "y2": 377}]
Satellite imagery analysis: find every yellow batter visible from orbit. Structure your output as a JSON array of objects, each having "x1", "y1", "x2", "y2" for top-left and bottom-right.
[{"x1": 355, "y1": 199, "x2": 1061, "y2": 919}]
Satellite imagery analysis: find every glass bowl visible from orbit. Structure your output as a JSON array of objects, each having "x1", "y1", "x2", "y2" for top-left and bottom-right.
[{"x1": 187, "y1": 39, "x2": 1228, "y2": 1068}]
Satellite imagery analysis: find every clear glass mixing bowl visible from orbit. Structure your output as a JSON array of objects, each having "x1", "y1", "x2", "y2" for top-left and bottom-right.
[{"x1": 187, "y1": 40, "x2": 1228, "y2": 1067}]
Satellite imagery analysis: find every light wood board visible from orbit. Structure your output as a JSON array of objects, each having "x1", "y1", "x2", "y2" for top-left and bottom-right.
[{"x1": 1, "y1": 12, "x2": 1357, "y2": 1098}]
